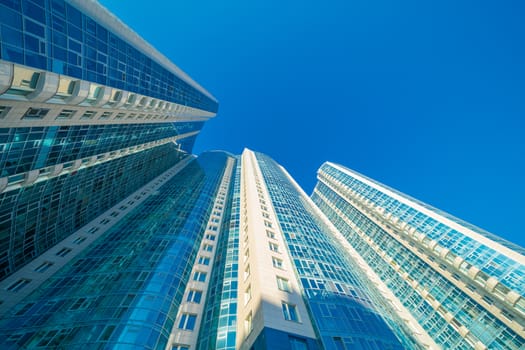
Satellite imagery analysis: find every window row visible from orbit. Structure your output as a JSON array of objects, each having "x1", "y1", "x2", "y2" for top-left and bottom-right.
[{"x1": 20, "y1": 106, "x2": 176, "y2": 122}]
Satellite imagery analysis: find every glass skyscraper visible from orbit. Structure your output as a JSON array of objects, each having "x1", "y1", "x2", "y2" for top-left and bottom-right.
[
  {"x1": 1, "y1": 1, "x2": 524, "y2": 349},
  {"x1": 312, "y1": 163, "x2": 525, "y2": 349},
  {"x1": 0, "y1": 147, "x2": 417, "y2": 349},
  {"x1": 0, "y1": 0, "x2": 217, "y2": 335},
  {"x1": 0, "y1": 0, "x2": 217, "y2": 284}
]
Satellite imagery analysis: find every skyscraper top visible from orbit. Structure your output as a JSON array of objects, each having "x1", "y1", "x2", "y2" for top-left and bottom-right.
[
  {"x1": 72, "y1": 0, "x2": 217, "y2": 103},
  {"x1": 0, "y1": 0, "x2": 218, "y2": 118},
  {"x1": 321, "y1": 161, "x2": 525, "y2": 261}
]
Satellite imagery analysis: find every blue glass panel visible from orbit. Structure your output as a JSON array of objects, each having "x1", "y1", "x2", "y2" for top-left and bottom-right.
[
  {"x1": 0, "y1": 152, "x2": 231, "y2": 348},
  {"x1": 24, "y1": 52, "x2": 46, "y2": 69},
  {"x1": 67, "y1": 22, "x2": 82, "y2": 41},
  {"x1": 1, "y1": 44, "x2": 24, "y2": 64},
  {"x1": 24, "y1": 18, "x2": 44, "y2": 37},
  {"x1": 65, "y1": 2, "x2": 82, "y2": 26},
  {"x1": 1, "y1": 25, "x2": 23, "y2": 46},
  {"x1": 24, "y1": 34, "x2": 39, "y2": 52},
  {"x1": 22, "y1": 0, "x2": 45, "y2": 23},
  {"x1": 50, "y1": 0, "x2": 66, "y2": 18},
  {"x1": 0, "y1": 5, "x2": 22, "y2": 29}
]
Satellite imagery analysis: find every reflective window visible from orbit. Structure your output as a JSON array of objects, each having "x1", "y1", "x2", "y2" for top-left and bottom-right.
[
  {"x1": 178, "y1": 313, "x2": 197, "y2": 331},
  {"x1": 282, "y1": 302, "x2": 299, "y2": 322},
  {"x1": 272, "y1": 257, "x2": 283, "y2": 269},
  {"x1": 193, "y1": 271, "x2": 206, "y2": 282},
  {"x1": 186, "y1": 290, "x2": 202, "y2": 304},
  {"x1": 277, "y1": 276, "x2": 291, "y2": 292}
]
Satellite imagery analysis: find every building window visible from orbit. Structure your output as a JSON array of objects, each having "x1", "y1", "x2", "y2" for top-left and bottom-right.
[
  {"x1": 115, "y1": 112, "x2": 126, "y2": 119},
  {"x1": 72, "y1": 236, "x2": 86, "y2": 245},
  {"x1": 99, "y1": 111, "x2": 113, "y2": 119},
  {"x1": 198, "y1": 256, "x2": 210, "y2": 265},
  {"x1": 23, "y1": 107, "x2": 49, "y2": 119},
  {"x1": 193, "y1": 271, "x2": 206, "y2": 282},
  {"x1": 34, "y1": 261, "x2": 54, "y2": 273},
  {"x1": 266, "y1": 230, "x2": 276, "y2": 239},
  {"x1": 0, "y1": 106, "x2": 11, "y2": 119},
  {"x1": 244, "y1": 265, "x2": 251, "y2": 280},
  {"x1": 6, "y1": 279, "x2": 31, "y2": 292},
  {"x1": 178, "y1": 313, "x2": 197, "y2": 331},
  {"x1": 69, "y1": 297, "x2": 91, "y2": 311},
  {"x1": 289, "y1": 336, "x2": 308, "y2": 350},
  {"x1": 244, "y1": 248, "x2": 250, "y2": 262},
  {"x1": 202, "y1": 244, "x2": 213, "y2": 252},
  {"x1": 56, "y1": 109, "x2": 76, "y2": 119},
  {"x1": 269, "y1": 242, "x2": 279, "y2": 252},
  {"x1": 205, "y1": 234, "x2": 216, "y2": 241},
  {"x1": 171, "y1": 345, "x2": 190, "y2": 350},
  {"x1": 187, "y1": 290, "x2": 203, "y2": 304},
  {"x1": 87, "y1": 227, "x2": 99, "y2": 234},
  {"x1": 277, "y1": 276, "x2": 291, "y2": 292},
  {"x1": 482, "y1": 295, "x2": 494, "y2": 305},
  {"x1": 282, "y1": 302, "x2": 299, "y2": 322},
  {"x1": 244, "y1": 285, "x2": 252, "y2": 305},
  {"x1": 333, "y1": 337, "x2": 346, "y2": 350},
  {"x1": 56, "y1": 247, "x2": 72, "y2": 257},
  {"x1": 244, "y1": 312, "x2": 253, "y2": 334},
  {"x1": 264, "y1": 221, "x2": 272, "y2": 228},
  {"x1": 272, "y1": 257, "x2": 284, "y2": 269},
  {"x1": 81, "y1": 110, "x2": 97, "y2": 119}
]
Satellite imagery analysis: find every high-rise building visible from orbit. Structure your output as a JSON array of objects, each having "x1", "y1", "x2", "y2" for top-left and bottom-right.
[
  {"x1": 312, "y1": 162, "x2": 525, "y2": 350},
  {"x1": 1, "y1": 139, "x2": 524, "y2": 350},
  {"x1": 1, "y1": 1, "x2": 524, "y2": 350},
  {"x1": 0, "y1": 148, "x2": 417, "y2": 349},
  {"x1": 0, "y1": 0, "x2": 217, "y2": 285}
]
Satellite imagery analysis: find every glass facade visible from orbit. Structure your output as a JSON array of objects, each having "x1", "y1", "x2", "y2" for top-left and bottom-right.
[
  {"x1": 0, "y1": 115, "x2": 203, "y2": 283},
  {"x1": 0, "y1": 0, "x2": 218, "y2": 113},
  {"x1": 0, "y1": 152, "x2": 230, "y2": 349},
  {"x1": 0, "y1": 0, "x2": 215, "y2": 285},
  {"x1": 197, "y1": 157, "x2": 240, "y2": 350},
  {"x1": 0, "y1": 2, "x2": 522, "y2": 348},
  {"x1": 1, "y1": 148, "x2": 523, "y2": 349},
  {"x1": 0, "y1": 143, "x2": 188, "y2": 281},
  {"x1": 0, "y1": 121, "x2": 203, "y2": 177},
  {"x1": 316, "y1": 164, "x2": 524, "y2": 294},
  {"x1": 253, "y1": 152, "x2": 414, "y2": 350},
  {"x1": 312, "y1": 163, "x2": 525, "y2": 350}
]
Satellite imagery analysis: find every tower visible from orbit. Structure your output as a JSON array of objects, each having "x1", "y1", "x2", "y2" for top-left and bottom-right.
[
  {"x1": 0, "y1": 150, "x2": 417, "y2": 349},
  {"x1": 1, "y1": 1, "x2": 523, "y2": 349},
  {"x1": 311, "y1": 162, "x2": 525, "y2": 349},
  {"x1": 0, "y1": 0, "x2": 216, "y2": 314},
  {"x1": 226, "y1": 150, "x2": 416, "y2": 350}
]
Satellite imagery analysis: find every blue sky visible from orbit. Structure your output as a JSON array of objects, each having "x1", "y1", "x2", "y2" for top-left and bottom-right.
[{"x1": 100, "y1": 0, "x2": 525, "y2": 247}]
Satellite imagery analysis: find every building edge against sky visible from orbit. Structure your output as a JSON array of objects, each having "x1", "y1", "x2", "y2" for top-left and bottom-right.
[
  {"x1": 0, "y1": 0, "x2": 217, "y2": 309},
  {"x1": 0, "y1": 145, "x2": 523, "y2": 349},
  {"x1": 0, "y1": 148, "x2": 417, "y2": 349},
  {"x1": 0, "y1": 0, "x2": 524, "y2": 350},
  {"x1": 311, "y1": 162, "x2": 525, "y2": 349},
  {"x1": 0, "y1": 0, "x2": 217, "y2": 284}
]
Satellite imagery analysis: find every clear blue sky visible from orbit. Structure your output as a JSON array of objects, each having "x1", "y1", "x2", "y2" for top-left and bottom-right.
[{"x1": 100, "y1": 0, "x2": 525, "y2": 247}]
